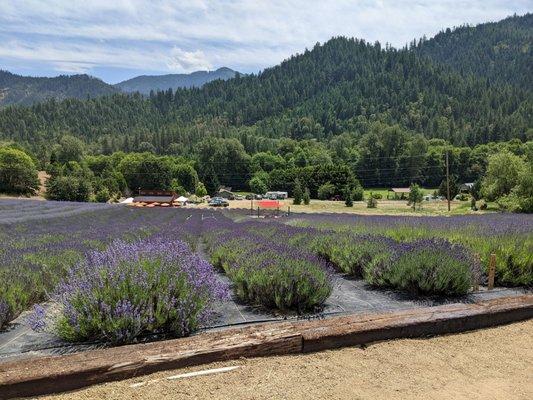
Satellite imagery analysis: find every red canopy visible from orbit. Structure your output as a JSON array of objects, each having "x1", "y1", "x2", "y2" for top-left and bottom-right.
[{"x1": 258, "y1": 200, "x2": 280, "y2": 209}]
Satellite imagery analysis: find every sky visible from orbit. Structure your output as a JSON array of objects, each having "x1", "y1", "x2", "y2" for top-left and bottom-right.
[{"x1": 0, "y1": 1, "x2": 531, "y2": 84}]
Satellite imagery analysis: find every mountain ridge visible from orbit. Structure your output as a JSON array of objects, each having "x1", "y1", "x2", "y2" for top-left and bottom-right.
[
  {"x1": 0, "y1": 70, "x2": 119, "y2": 107},
  {"x1": 0, "y1": 67, "x2": 240, "y2": 107},
  {"x1": 115, "y1": 67, "x2": 238, "y2": 95}
]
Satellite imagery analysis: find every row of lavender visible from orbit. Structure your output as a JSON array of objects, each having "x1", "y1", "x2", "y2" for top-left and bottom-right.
[
  {"x1": 249, "y1": 223, "x2": 482, "y2": 296},
  {"x1": 290, "y1": 213, "x2": 533, "y2": 287},
  {"x1": 202, "y1": 216, "x2": 332, "y2": 312},
  {"x1": 2, "y1": 203, "x2": 531, "y2": 345},
  {"x1": 0, "y1": 203, "x2": 225, "y2": 339},
  {"x1": 202, "y1": 219, "x2": 483, "y2": 302}
]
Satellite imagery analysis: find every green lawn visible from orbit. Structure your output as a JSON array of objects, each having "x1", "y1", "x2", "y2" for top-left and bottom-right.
[{"x1": 364, "y1": 187, "x2": 438, "y2": 199}]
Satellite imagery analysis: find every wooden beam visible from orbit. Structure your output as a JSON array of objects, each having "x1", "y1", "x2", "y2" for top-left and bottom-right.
[
  {"x1": 1, "y1": 296, "x2": 531, "y2": 399},
  {"x1": 0, "y1": 323, "x2": 301, "y2": 399}
]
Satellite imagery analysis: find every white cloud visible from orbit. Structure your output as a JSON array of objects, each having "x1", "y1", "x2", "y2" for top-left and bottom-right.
[
  {"x1": 167, "y1": 48, "x2": 212, "y2": 72},
  {"x1": 0, "y1": 0, "x2": 530, "y2": 79}
]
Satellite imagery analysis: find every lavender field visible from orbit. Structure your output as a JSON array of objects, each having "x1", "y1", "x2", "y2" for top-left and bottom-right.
[{"x1": 0, "y1": 200, "x2": 531, "y2": 346}]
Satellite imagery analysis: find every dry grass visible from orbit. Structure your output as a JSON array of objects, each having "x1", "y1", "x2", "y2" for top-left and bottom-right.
[
  {"x1": 43, "y1": 320, "x2": 533, "y2": 400},
  {"x1": 196, "y1": 198, "x2": 480, "y2": 216}
]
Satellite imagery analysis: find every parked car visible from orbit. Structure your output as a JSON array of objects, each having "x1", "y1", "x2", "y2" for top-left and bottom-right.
[
  {"x1": 245, "y1": 194, "x2": 264, "y2": 200},
  {"x1": 208, "y1": 197, "x2": 229, "y2": 207},
  {"x1": 234, "y1": 194, "x2": 244, "y2": 200}
]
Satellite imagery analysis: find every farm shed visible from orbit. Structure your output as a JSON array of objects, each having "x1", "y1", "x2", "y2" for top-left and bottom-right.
[
  {"x1": 132, "y1": 190, "x2": 177, "y2": 206},
  {"x1": 387, "y1": 187, "x2": 411, "y2": 200}
]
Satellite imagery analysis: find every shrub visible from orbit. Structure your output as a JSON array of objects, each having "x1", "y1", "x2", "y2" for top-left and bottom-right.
[
  {"x1": 344, "y1": 186, "x2": 353, "y2": 207},
  {"x1": 317, "y1": 182, "x2": 336, "y2": 200},
  {"x1": 311, "y1": 231, "x2": 481, "y2": 296},
  {"x1": 407, "y1": 183, "x2": 423, "y2": 210},
  {"x1": 384, "y1": 240, "x2": 478, "y2": 296},
  {"x1": 293, "y1": 179, "x2": 303, "y2": 205},
  {"x1": 312, "y1": 234, "x2": 396, "y2": 279},
  {"x1": 0, "y1": 147, "x2": 40, "y2": 195},
  {"x1": 374, "y1": 239, "x2": 480, "y2": 296},
  {"x1": 46, "y1": 175, "x2": 91, "y2": 202},
  {"x1": 372, "y1": 193, "x2": 382, "y2": 200},
  {"x1": 303, "y1": 188, "x2": 311, "y2": 205},
  {"x1": 195, "y1": 182, "x2": 208, "y2": 197},
  {"x1": 493, "y1": 240, "x2": 533, "y2": 286},
  {"x1": 206, "y1": 230, "x2": 332, "y2": 312},
  {"x1": 94, "y1": 187, "x2": 111, "y2": 203},
  {"x1": 32, "y1": 239, "x2": 228, "y2": 343},
  {"x1": 352, "y1": 185, "x2": 364, "y2": 201},
  {"x1": 367, "y1": 195, "x2": 378, "y2": 208}
]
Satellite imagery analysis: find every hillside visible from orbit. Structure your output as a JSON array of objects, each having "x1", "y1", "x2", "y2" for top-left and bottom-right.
[
  {"x1": 0, "y1": 15, "x2": 531, "y2": 154},
  {"x1": 166, "y1": 37, "x2": 531, "y2": 144},
  {"x1": 417, "y1": 13, "x2": 532, "y2": 89},
  {"x1": 0, "y1": 71, "x2": 119, "y2": 107},
  {"x1": 115, "y1": 67, "x2": 238, "y2": 94}
]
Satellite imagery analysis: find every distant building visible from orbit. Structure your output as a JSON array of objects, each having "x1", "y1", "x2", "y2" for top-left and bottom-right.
[
  {"x1": 459, "y1": 183, "x2": 474, "y2": 193},
  {"x1": 387, "y1": 188, "x2": 411, "y2": 200},
  {"x1": 132, "y1": 190, "x2": 176, "y2": 206}
]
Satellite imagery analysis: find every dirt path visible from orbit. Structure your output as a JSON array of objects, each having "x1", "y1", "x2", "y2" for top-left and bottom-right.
[{"x1": 42, "y1": 320, "x2": 533, "y2": 400}]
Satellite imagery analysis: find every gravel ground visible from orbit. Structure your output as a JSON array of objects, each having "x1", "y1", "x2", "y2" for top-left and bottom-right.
[{"x1": 42, "y1": 320, "x2": 533, "y2": 400}]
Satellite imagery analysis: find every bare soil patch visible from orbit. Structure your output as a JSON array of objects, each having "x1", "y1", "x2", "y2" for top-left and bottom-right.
[{"x1": 42, "y1": 319, "x2": 533, "y2": 400}]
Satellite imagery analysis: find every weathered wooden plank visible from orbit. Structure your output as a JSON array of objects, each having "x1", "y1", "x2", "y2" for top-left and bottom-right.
[
  {"x1": 0, "y1": 323, "x2": 301, "y2": 398},
  {"x1": 300, "y1": 295, "x2": 533, "y2": 353}
]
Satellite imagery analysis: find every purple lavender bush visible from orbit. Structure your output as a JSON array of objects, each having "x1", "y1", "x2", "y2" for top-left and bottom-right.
[
  {"x1": 205, "y1": 221, "x2": 332, "y2": 312},
  {"x1": 35, "y1": 238, "x2": 227, "y2": 343},
  {"x1": 0, "y1": 202, "x2": 196, "y2": 328},
  {"x1": 366, "y1": 239, "x2": 481, "y2": 296},
  {"x1": 311, "y1": 234, "x2": 398, "y2": 278},
  {"x1": 250, "y1": 222, "x2": 482, "y2": 296},
  {"x1": 294, "y1": 213, "x2": 533, "y2": 287}
]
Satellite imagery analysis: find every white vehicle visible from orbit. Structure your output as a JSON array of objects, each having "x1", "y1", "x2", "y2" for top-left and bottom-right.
[{"x1": 265, "y1": 191, "x2": 288, "y2": 200}]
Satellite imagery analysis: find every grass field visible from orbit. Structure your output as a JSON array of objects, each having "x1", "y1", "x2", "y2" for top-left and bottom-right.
[{"x1": 198, "y1": 198, "x2": 489, "y2": 216}]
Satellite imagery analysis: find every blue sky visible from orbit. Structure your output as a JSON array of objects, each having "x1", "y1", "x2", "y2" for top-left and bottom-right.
[{"x1": 0, "y1": 1, "x2": 531, "y2": 84}]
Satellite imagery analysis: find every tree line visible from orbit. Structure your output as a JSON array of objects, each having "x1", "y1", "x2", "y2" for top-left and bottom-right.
[{"x1": 1, "y1": 129, "x2": 531, "y2": 211}]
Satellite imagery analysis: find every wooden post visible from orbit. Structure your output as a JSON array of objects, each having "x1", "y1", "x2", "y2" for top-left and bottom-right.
[
  {"x1": 250, "y1": 198, "x2": 253, "y2": 215},
  {"x1": 257, "y1": 206, "x2": 260, "y2": 218},
  {"x1": 446, "y1": 150, "x2": 451, "y2": 212},
  {"x1": 488, "y1": 253, "x2": 496, "y2": 290},
  {"x1": 288, "y1": 206, "x2": 291, "y2": 216}
]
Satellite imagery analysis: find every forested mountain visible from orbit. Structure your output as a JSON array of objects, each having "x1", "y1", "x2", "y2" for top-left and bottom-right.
[
  {"x1": 1, "y1": 36, "x2": 530, "y2": 151},
  {"x1": 0, "y1": 70, "x2": 119, "y2": 107},
  {"x1": 417, "y1": 13, "x2": 532, "y2": 89},
  {"x1": 115, "y1": 67, "x2": 238, "y2": 94}
]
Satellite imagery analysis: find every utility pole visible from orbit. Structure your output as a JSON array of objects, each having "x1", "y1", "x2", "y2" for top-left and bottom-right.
[{"x1": 446, "y1": 150, "x2": 451, "y2": 212}]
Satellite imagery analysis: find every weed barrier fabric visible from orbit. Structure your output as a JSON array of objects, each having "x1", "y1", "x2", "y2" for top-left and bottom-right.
[{"x1": 0, "y1": 271, "x2": 528, "y2": 363}]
